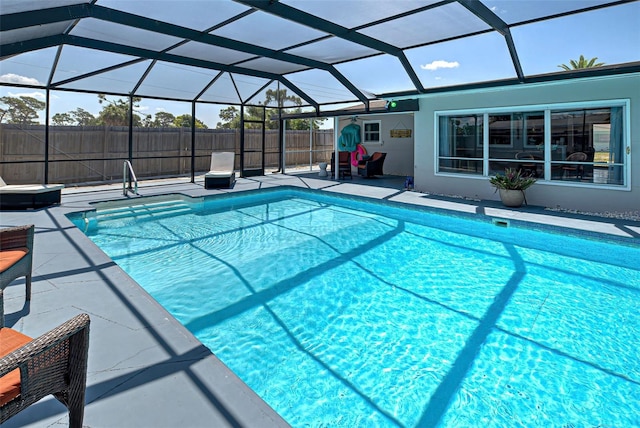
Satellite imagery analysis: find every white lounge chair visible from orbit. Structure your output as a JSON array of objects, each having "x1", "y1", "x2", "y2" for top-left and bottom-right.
[
  {"x1": 0, "y1": 177, "x2": 64, "y2": 210},
  {"x1": 204, "y1": 152, "x2": 236, "y2": 189}
]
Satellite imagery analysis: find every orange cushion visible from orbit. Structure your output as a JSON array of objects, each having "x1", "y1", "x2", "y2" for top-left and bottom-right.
[
  {"x1": 0, "y1": 248, "x2": 28, "y2": 273},
  {"x1": 0, "y1": 327, "x2": 32, "y2": 406}
]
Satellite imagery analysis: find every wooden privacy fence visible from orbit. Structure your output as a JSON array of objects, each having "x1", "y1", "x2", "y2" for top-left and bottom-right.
[{"x1": 0, "y1": 124, "x2": 334, "y2": 185}]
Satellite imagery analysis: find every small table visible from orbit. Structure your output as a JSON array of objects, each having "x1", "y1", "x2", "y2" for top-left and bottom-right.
[{"x1": 318, "y1": 162, "x2": 328, "y2": 177}]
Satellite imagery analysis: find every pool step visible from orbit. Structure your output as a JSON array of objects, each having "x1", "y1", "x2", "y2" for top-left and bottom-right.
[{"x1": 93, "y1": 200, "x2": 193, "y2": 223}]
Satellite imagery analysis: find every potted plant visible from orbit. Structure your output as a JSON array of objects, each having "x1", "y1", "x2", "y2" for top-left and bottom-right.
[{"x1": 489, "y1": 168, "x2": 536, "y2": 207}]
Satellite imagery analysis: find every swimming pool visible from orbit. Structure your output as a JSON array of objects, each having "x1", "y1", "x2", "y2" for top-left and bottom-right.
[{"x1": 69, "y1": 188, "x2": 640, "y2": 427}]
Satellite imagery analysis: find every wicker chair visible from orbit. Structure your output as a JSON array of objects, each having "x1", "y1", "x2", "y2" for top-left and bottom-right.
[
  {"x1": 562, "y1": 151, "x2": 588, "y2": 179},
  {"x1": 357, "y1": 152, "x2": 386, "y2": 177},
  {"x1": 0, "y1": 290, "x2": 90, "y2": 427},
  {"x1": 0, "y1": 225, "x2": 34, "y2": 301}
]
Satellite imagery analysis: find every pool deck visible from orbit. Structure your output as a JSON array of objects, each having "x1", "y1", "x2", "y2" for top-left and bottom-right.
[{"x1": 1, "y1": 172, "x2": 639, "y2": 427}]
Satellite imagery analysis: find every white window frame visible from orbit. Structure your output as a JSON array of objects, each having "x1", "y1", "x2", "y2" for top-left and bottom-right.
[
  {"x1": 434, "y1": 99, "x2": 630, "y2": 190},
  {"x1": 362, "y1": 120, "x2": 382, "y2": 144}
]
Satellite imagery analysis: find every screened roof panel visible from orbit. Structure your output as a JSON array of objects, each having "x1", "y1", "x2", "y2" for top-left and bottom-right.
[
  {"x1": 210, "y1": 12, "x2": 327, "y2": 50},
  {"x1": 96, "y1": 0, "x2": 251, "y2": 31},
  {"x1": 0, "y1": 48, "x2": 59, "y2": 86},
  {"x1": 1, "y1": 0, "x2": 638, "y2": 110},
  {"x1": 335, "y1": 55, "x2": 417, "y2": 96},
  {"x1": 246, "y1": 82, "x2": 277, "y2": 107},
  {"x1": 359, "y1": 3, "x2": 491, "y2": 49},
  {"x1": 0, "y1": 0, "x2": 88, "y2": 14},
  {"x1": 167, "y1": 42, "x2": 256, "y2": 65},
  {"x1": 285, "y1": 38, "x2": 379, "y2": 63},
  {"x1": 513, "y1": 2, "x2": 640, "y2": 76},
  {"x1": 70, "y1": 19, "x2": 184, "y2": 52},
  {"x1": 56, "y1": 60, "x2": 152, "y2": 94},
  {"x1": 285, "y1": 69, "x2": 358, "y2": 104},
  {"x1": 485, "y1": 0, "x2": 623, "y2": 25},
  {"x1": 230, "y1": 74, "x2": 273, "y2": 103},
  {"x1": 52, "y1": 46, "x2": 139, "y2": 85},
  {"x1": 281, "y1": 0, "x2": 441, "y2": 29},
  {"x1": 238, "y1": 57, "x2": 309, "y2": 75},
  {"x1": 1, "y1": 22, "x2": 74, "y2": 45},
  {"x1": 136, "y1": 62, "x2": 220, "y2": 100},
  {"x1": 198, "y1": 73, "x2": 241, "y2": 104},
  {"x1": 405, "y1": 32, "x2": 517, "y2": 89},
  {"x1": 246, "y1": 82, "x2": 302, "y2": 107}
]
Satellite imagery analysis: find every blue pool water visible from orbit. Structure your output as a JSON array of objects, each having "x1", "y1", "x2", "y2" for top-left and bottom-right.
[{"x1": 69, "y1": 189, "x2": 640, "y2": 427}]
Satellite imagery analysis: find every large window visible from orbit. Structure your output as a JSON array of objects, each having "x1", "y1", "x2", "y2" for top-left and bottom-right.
[{"x1": 436, "y1": 101, "x2": 628, "y2": 187}]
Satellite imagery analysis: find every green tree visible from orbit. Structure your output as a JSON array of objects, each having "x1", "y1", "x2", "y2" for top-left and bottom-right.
[
  {"x1": 71, "y1": 108, "x2": 98, "y2": 126},
  {"x1": 96, "y1": 94, "x2": 143, "y2": 126},
  {"x1": 265, "y1": 89, "x2": 299, "y2": 108},
  {"x1": 50, "y1": 96, "x2": 208, "y2": 128},
  {"x1": 265, "y1": 89, "x2": 327, "y2": 130},
  {"x1": 52, "y1": 112, "x2": 74, "y2": 125},
  {"x1": 174, "y1": 114, "x2": 207, "y2": 129},
  {"x1": 154, "y1": 111, "x2": 176, "y2": 127},
  {"x1": 52, "y1": 108, "x2": 97, "y2": 126},
  {"x1": 141, "y1": 114, "x2": 154, "y2": 127},
  {"x1": 216, "y1": 106, "x2": 240, "y2": 129},
  {"x1": 0, "y1": 95, "x2": 46, "y2": 124},
  {"x1": 558, "y1": 55, "x2": 605, "y2": 71},
  {"x1": 215, "y1": 89, "x2": 327, "y2": 130},
  {"x1": 215, "y1": 104, "x2": 264, "y2": 129}
]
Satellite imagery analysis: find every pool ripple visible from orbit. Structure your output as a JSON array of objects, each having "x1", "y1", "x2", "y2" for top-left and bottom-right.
[{"x1": 77, "y1": 189, "x2": 640, "y2": 427}]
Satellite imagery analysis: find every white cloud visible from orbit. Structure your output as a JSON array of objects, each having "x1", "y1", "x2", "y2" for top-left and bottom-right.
[
  {"x1": 0, "y1": 73, "x2": 41, "y2": 86},
  {"x1": 420, "y1": 60, "x2": 460, "y2": 71},
  {"x1": 8, "y1": 90, "x2": 46, "y2": 100}
]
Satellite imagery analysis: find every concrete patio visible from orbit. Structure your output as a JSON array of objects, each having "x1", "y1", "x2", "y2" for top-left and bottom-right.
[{"x1": 1, "y1": 172, "x2": 639, "y2": 427}]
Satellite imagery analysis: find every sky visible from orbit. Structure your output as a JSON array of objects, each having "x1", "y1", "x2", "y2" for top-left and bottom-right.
[{"x1": 1, "y1": 1, "x2": 638, "y2": 129}]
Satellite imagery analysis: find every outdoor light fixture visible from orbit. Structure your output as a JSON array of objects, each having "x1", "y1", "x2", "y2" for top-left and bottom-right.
[{"x1": 385, "y1": 99, "x2": 419, "y2": 112}]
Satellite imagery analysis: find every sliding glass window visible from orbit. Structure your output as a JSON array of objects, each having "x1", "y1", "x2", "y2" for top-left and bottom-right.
[
  {"x1": 438, "y1": 115, "x2": 483, "y2": 175},
  {"x1": 550, "y1": 107, "x2": 624, "y2": 185},
  {"x1": 487, "y1": 112, "x2": 545, "y2": 177},
  {"x1": 436, "y1": 102, "x2": 627, "y2": 187}
]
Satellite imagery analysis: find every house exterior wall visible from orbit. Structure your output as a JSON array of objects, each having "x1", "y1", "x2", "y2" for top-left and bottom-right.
[
  {"x1": 413, "y1": 73, "x2": 640, "y2": 214},
  {"x1": 337, "y1": 113, "x2": 414, "y2": 176}
]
